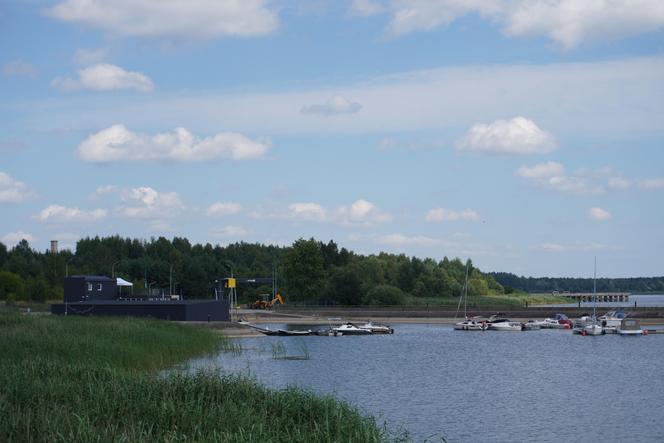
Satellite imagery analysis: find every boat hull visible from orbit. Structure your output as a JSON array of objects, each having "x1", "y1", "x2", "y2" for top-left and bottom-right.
[
  {"x1": 618, "y1": 329, "x2": 644, "y2": 336},
  {"x1": 489, "y1": 322, "x2": 522, "y2": 331}
]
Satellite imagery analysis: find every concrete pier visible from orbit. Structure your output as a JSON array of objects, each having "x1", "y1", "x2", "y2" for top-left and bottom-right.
[{"x1": 553, "y1": 292, "x2": 630, "y2": 303}]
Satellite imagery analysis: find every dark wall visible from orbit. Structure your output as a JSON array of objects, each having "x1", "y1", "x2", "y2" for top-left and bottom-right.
[
  {"x1": 51, "y1": 300, "x2": 230, "y2": 321},
  {"x1": 64, "y1": 276, "x2": 117, "y2": 302}
]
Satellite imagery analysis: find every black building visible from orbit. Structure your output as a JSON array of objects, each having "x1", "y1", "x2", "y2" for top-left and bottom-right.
[
  {"x1": 63, "y1": 275, "x2": 116, "y2": 302},
  {"x1": 51, "y1": 276, "x2": 230, "y2": 321}
]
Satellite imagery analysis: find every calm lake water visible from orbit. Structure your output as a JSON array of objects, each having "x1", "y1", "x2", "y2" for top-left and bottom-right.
[{"x1": 187, "y1": 324, "x2": 664, "y2": 442}]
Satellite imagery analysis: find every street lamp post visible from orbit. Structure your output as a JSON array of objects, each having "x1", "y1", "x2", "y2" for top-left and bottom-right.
[
  {"x1": 147, "y1": 281, "x2": 157, "y2": 299},
  {"x1": 169, "y1": 264, "x2": 173, "y2": 296},
  {"x1": 111, "y1": 261, "x2": 121, "y2": 278}
]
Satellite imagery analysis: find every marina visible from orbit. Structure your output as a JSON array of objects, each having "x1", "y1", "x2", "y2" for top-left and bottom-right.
[{"x1": 186, "y1": 323, "x2": 664, "y2": 442}]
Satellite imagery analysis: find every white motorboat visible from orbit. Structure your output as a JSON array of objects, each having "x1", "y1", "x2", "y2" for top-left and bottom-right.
[
  {"x1": 357, "y1": 321, "x2": 394, "y2": 334},
  {"x1": 584, "y1": 324, "x2": 604, "y2": 336},
  {"x1": 572, "y1": 315, "x2": 593, "y2": 334},
  {"x1": 489, "y1": 321, "x2": 522, "y2": 331},
  {"x1": 617, "y1": 318, "x2": 644, "y2": 336},
  {"x1": 521, "y1": 320, "x2": 544, "y2": 330},
  {"x1": 598, "y1": 310, "x2": 627, "y2": 329},
  {"x1": 332, "y1": 323, "x2": 372, "y2": 335},
  {"x1": 542, "y1": 313, "x2": 572, "y2": 329},
  {"x1": 454, "y1": 317, "x2": 488, "y2": 331},
  {"x1": 541, "y1": 318, "x2": 568, "y2": 329}
]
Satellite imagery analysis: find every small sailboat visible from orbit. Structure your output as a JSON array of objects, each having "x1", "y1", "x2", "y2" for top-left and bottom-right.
[
  {"x1": 454, "y1": 262, "x2": 487, "y2": 331},
  {"x1": 576, "y1": 257, "x2": 603, "y2": 336}
]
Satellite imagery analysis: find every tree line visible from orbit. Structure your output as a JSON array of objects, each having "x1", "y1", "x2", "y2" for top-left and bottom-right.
[
  {"x1": 490, "y1": 272, "x2": 664, "y2": 294},
  {"x1": 0, "y1": 236, "x2": 506, "y2": 305}
]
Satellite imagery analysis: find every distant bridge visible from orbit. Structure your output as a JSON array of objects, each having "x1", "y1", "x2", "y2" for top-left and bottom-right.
[{"x1": 553, "y1": 291, "x2": 630, "y2": 302}]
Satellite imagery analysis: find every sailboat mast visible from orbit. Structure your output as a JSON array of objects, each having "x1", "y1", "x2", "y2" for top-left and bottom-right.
[
  {"x1": 463, "y1": 261, "x2": 469, "y2": 318},
  {"x1": 593, "y1": 256, "x2": 597, "y2": 319},
  {"x1": 454, "y1": 261, "x2": 470, "y2": 321}
]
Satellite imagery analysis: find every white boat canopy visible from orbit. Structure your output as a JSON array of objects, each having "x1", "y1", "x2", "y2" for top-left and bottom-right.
[{"x1": 116, "y1": 277, "x2": 133, "y2": 287}]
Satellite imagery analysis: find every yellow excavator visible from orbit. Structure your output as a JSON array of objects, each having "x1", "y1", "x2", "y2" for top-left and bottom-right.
[{"x1": 251, "y1": 293, "x2": 284, "y2": 309}]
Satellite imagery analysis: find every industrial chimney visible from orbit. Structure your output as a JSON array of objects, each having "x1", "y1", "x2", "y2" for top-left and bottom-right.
[{"x1": 50, "y1": 240, "x2": 58, "y2": 254}]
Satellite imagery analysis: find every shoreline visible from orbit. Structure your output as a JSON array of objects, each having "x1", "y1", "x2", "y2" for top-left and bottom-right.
[{"x1": 194, "y1": 312, "x2": 664, "y2": 337}]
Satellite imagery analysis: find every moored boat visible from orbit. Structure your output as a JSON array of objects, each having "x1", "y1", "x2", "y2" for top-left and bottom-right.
[
  {"x1": 521, "y1": 320, "x2": 544, "y2": 330},
  {"x1": 357, "y1": 321, "x2": 394, "y2": 334},
  {"x1": 598, "y1": 310, "x2": 626, "y2": 330},
  {"x1": 276, "y1": 329, "x2": 313, "y2": 336},
  {"x1": 541, "y1": 317, "x2": 568, "y2": 329},
  {"x1": 617, "y1": 318, "x2": 645, "y2": 336},
  {"x1": 575, "y1": 257, "x2": 604, "y2": 336},
  {"x1": 488, "y1": 318, "x2": 522, "y2": 331},
  {"x1": 332, "y1": 322, "x2": 373, "y2": 335},
  {"x1": 454, "y1": 317, "x2": 488, "y2": 331}
]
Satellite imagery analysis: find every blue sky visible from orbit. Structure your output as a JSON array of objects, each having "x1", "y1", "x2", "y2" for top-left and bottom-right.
[{"x1": 1, "y1": 0, "x2": 663, "y2": 277}]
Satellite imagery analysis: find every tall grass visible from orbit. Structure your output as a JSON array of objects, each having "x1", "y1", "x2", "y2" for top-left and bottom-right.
[{"x1": 0, "y1": 312, "x2": 393, "y2": 442}]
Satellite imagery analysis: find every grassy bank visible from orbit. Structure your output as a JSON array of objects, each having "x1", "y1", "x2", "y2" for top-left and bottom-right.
[{"x1": 0, "y1": 311, "x2": 392, "y2": 442}]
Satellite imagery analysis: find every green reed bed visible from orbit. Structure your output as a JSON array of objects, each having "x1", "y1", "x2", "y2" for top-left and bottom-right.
[{"x1": 0, "y1": 312, "x2": 392, "y2": 442}]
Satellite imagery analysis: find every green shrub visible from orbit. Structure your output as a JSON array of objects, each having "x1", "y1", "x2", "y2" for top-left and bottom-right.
[{"x1": 364, "y1": 284, "x2": 406, "y2": 305}]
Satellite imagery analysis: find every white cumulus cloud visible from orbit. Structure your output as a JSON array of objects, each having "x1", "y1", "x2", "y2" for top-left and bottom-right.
[
  {"x1": 350, "y1": 0, "x2": 385, "y2": 16},
  {"x1": 2, "y1": 231, "x2": 36, "y2": 246},
  {"x1": 34, "y1": 205, "x2": 108, "y2": 223},
  {"x1": 588, "y1": 207, "x2": 612, "y2": 221},
  {"x1": 516, "y1": 161, "x2": 565, "y2": 179},
  {"x1": 336, "y1": 199, "x2": 391, "y2": 226},
  {"x1": 52, "y1": 64, "x2": 154, "y2": 92},
  {"x1": 77, "y1": 124, "x2": 270, "y2": 163},
  {"x1": 288, "y1": 203, "x2": 328, "y2": 222},
  {"x1": 426, "y1": 208, "x2": 480, "y2": 222},
  {"x1": 206, "y1": 202, "x2": 242, "y2": 217},
  {"x1": 301, "y1": 95, "x2": 362, "y2": 116},
  {"x1": 0, "y1": 172, "x2": 33, "y2": 203},
  {"x1": 608, "y1": 176, "x2": 632, "y2": 190},
  {"x1": 119, "y1": 187, "x2": 184, "y2": 219},
  {"x1": 46, "y1": 0, "x2": 279, "y2": 39},
  {"x1": 456, "y1": 117, "x2": 556, "y2": 155},
  {"x1": 387, "y1": 0, "x2": 501, "y2": 37},
  {"x1": 503, "y1": 0, "x2": 664, "y2": 50},
  {"x1": 638, "y1": 178, "x2": 664, "y2": 189},
  {"x1": 384, "y1": 0, "x2": 664, "y2": 49},
  {"x1": 516, "y1": 162, "x2": 604, "y2": 195}
]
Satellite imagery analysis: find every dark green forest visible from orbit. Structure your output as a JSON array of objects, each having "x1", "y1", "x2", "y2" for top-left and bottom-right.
[
  {"x1": 491, "y1": 272, "x2": 664, "y2": 294},
  {"x1": 3, "y1": 235, "x2": 660, "y2": 305},
  {"x1": 0, "y1": 235, "x2": 504, "y2": 305}
]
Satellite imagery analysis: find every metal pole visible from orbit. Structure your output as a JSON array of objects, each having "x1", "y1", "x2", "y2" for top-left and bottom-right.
[{"x1": 169, "y1": 264, "x2": 173, "y2": 295}]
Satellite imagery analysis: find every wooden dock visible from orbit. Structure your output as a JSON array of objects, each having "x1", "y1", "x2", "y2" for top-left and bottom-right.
[{"x1": 553, "y1": 292, "x2": 630, "y2": 303}]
